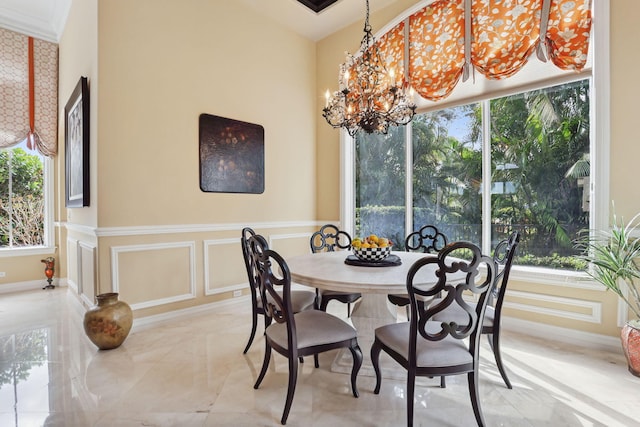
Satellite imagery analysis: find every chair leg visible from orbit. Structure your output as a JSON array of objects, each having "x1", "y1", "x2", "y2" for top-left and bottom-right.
[
  {"x1": 319, "y1": 296, "x2": 330, "y2": 312},
  {"x1": 371, "y1": 340, "x2": 383, "y2": 394},
  {"x1": 491, "y1": 332, "x2": 512, "y2": 389},
  {"x1": 281, "y1": 355, "x2": 299, "y2": 425},
  {"x1": 243, "y1": 309, "x2": 259, "y2": 354},
  {"x1": 440, "y1": 376, "x2": 446, "y2": 388},
  {"x1": 468, "y1": 370, "x2": 486, "y2": 427},
  {"x1": 349, "y1": 344, "x2": 363, "y2": 397},
  {"x1": 407, "y1": 371, "x2": 416, "y2": 427},
  {"x1": 254, "y1": 342, "x2": 271, "y2": 389}
]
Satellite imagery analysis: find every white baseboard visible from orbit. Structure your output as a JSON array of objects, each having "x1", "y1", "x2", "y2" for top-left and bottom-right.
[
  {"x1": 131, "y1": 295, "x2": 250, "y2": 332},
  {"x1": 0, "y1": 279, "x2": 66, "y2": 294}
]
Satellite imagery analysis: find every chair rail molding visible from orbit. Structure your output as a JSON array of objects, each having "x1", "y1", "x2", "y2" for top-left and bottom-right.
[{"x1": 94, "y1": 220, "x2": 325, "y2": 237}]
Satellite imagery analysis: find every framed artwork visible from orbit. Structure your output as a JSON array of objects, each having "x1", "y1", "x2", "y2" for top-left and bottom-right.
[
  {"x1": 199, "y1": 113, "x2": 265, "y2": 194},
  {"x1": 64, "y1": 76, "x2": 90, "y2": 207}
]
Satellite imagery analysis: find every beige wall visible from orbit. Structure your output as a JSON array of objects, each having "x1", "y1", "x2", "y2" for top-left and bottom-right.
[
  {"x1": 610, "y1": 0, "x2": 640, "y2": 217},
  {"x1": 96, "y1": 0, "x2": 317, "y2": 227},
  {"x1": 2, "y1": 0, "x2": 639, "y2": 339}
]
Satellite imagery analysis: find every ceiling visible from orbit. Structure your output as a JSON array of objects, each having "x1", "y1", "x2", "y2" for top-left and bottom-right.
[{"x1": 0, "y1": 0, "x2": 401, "y2": 43}]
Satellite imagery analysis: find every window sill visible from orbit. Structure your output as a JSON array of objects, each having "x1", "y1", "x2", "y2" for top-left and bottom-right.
[{"x1": 0, "y1": 246, "x2": 57, "y2": 258}]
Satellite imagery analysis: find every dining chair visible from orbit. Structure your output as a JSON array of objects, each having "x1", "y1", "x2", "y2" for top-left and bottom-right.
[
  {"x1": 387, "y1": 224, "x2": 448, "y2": 315},
  {"x1": 310, "y1": 224, "x2": 362, "y2": 317},
  {"x1": 249, "y1": 234, "x2": 363, "y2": 425},
  {"x1": 240, "y1": 227, "x2": 316, "y2": 354},
  {"x1": 433, "y1": 231, "x2": 521, "y2": 389},
  {"x1": 371, "y1": 241, "x2": 496, "y2": 427}
]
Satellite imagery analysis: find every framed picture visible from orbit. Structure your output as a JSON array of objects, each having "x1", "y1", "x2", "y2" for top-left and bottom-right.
[
  {"x1": 199, "y1": 114, "x2": 264, "y2": 194},
  {"x1": 65, "y1": 76, "x2": 90, "y2": 207}
]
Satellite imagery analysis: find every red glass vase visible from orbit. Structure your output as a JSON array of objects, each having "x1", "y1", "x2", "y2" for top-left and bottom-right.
[{"x1": 621, "y1": 322, "x2": 640, "y2": 377}]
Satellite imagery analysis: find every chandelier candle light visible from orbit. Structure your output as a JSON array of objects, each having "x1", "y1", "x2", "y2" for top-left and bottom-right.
[{"x1": 323, "y1": 0, "x2": 416, "y2": 137}]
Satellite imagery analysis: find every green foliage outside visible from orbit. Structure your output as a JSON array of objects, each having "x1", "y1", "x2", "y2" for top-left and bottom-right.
[
  {"x1": 0, "y1": 147, "x2": 45, "y2": 247},
  {"x1": 355, "y1": 80, "x2": 590, "y2": 271}
]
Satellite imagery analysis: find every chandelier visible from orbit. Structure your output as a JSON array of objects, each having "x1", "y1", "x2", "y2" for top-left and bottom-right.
[{"x1": 322, "y1": 0, "x2": 416, "y2": 137}]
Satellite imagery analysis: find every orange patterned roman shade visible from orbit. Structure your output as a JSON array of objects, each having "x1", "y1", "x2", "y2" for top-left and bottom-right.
[{"x1": 0, "y1": 27, "x2": 58, "y2": 157}]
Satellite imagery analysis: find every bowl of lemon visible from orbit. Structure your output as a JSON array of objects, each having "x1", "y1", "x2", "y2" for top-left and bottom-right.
[{"x1": 352, "y1": 234, "x2": 393, "y2": 262}]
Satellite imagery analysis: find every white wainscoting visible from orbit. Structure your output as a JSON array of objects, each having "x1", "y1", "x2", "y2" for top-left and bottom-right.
[
  {"x1": 203, "y1": 238, "x2": 245, "y2": 296},
  {"x1": 505, "y1": 289, "x2": 603, "y2": 324},
  {"x1": 110, "y1": 241, "x2": 196, "y2": 310}
]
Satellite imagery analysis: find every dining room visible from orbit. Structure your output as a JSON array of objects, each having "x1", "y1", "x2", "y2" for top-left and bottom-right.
[{"x1": 1, "y1": 0, "x2": 640, "y2": 425}]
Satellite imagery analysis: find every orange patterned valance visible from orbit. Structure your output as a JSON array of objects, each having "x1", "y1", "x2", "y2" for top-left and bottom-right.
[
  {"x1": 407, "y1": 0, "x2": 465, "y2": 101},
  {"x1": 471, "y1": 0, "x2": 543, "y2": 79},
  {"x1": 343, "y1": 0, "x2": 592, "y2": 103},
  {"x1": 545, "y1": 0, "x2": 592, "y2": 70}
]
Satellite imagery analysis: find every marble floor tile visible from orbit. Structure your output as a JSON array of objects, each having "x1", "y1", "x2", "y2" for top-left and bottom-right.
[{"x1": 1, "y1": 288, "x2": 639, "y2": 427}]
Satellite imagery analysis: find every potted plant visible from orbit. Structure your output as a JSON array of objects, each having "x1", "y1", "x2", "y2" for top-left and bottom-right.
[{"x1": 576, "y1": 210, "x2": 640, "y2": 376}]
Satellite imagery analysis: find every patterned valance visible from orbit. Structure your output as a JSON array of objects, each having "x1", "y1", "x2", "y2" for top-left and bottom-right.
[
  {"x1": 348, "y1": 0, "x2": 592, "y2": 102},
  {"x1": 0, "y1": 27, "x2": 58, "y2": 157}
]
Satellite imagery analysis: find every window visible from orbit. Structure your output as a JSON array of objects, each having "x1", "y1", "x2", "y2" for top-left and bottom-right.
[
  {"x1": 341, "y1": 1, "x2": 607, "y2": 278},
  {"x1": 353, "y1": 79, "x2": 590, "y2": 271},
  {"x1": 0, "y1": 142, "x2": 49, "y2": 250}
]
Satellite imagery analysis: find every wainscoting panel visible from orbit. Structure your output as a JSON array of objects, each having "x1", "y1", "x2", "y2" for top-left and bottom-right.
[
  {"x1": 505, "y1": 289, "x2": 602, "y2": 324},
  {"x1": 66, "y1": 238, "x2": 79, "y2": 293},
  {"x1": 111, "y1": 242, "x2": 196, "y2": 310},
  {"x1": 204, "y1": 238, "x2": 246, "y2": 296},
  {"x1": 78, "y1": 241, "x2": 97, "y2": 305}
]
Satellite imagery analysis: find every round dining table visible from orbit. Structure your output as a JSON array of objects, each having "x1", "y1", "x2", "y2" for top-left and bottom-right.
[{"x1": 286, "y1": 250, "x2": 440, "y2": 377}]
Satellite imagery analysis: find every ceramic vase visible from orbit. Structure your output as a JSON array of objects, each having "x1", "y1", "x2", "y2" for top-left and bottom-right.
[
  {"x1": 83, "y1": 292, "x2": 133, "y2": 350},
  {"x1": 621, "y1": 321, "x2": 640, "y2": 377}
]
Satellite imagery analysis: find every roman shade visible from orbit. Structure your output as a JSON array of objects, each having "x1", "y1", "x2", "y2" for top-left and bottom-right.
[{"x1": 0, "y1": 27, "x2": 58, "y2": 157}]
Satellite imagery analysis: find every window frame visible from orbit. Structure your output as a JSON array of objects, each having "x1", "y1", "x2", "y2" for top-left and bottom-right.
[
  {"x1": 0, "y1": 152, "x2": 55, "y2": 257},
  {"x1": 340, "y1": 1, "x2": 609, "y2": 284}
]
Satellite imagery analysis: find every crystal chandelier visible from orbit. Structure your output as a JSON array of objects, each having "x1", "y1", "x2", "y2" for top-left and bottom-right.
[{"x1": 322, "y1": 0, "x2": 416, "y2": 137}]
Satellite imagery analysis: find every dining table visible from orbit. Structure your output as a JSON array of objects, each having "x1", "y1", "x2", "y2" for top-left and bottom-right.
[{"x1": 286, "y1": 250, "x2": 447, "y2": 378}]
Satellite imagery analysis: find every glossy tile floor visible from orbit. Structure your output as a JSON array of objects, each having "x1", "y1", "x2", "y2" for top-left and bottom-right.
[{"x1": 1, "y1": 288, "x2": 640, "y2": 427}]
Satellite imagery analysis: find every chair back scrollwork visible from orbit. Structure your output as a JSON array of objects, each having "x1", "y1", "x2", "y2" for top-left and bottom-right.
[
  {"x1": 407, "y1": 241, "x2": 496, "y2": 345},
  {"x1": 310, "y1": 224, "x2": 352, "y2": 253},
  {"x1": 405, "y1": 224, "x2": 448, "y2": 253},
  {"x1": 248, "y1": 234, "x2": 295, "y2": 336}
]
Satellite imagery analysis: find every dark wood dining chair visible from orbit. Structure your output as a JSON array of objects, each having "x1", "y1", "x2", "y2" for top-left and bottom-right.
[
  {"x1": 310, "y1": 224, "x2": 361, "y2": 317},
  {"x1": 371, "y1": 241, "x2": 496, "y2": 427},
  {"x1": 433, "y1": 231, "x2": 521, "y2": 388},
  {"x1": 240, "y1": 227, "x2": 316, "y2": 354},
  {"x1": 249, "y1": 234, "x2": 363, "y2": 425},
  {"x1": 387, "y1": 224, "x2": 448, "y2": 314}
]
